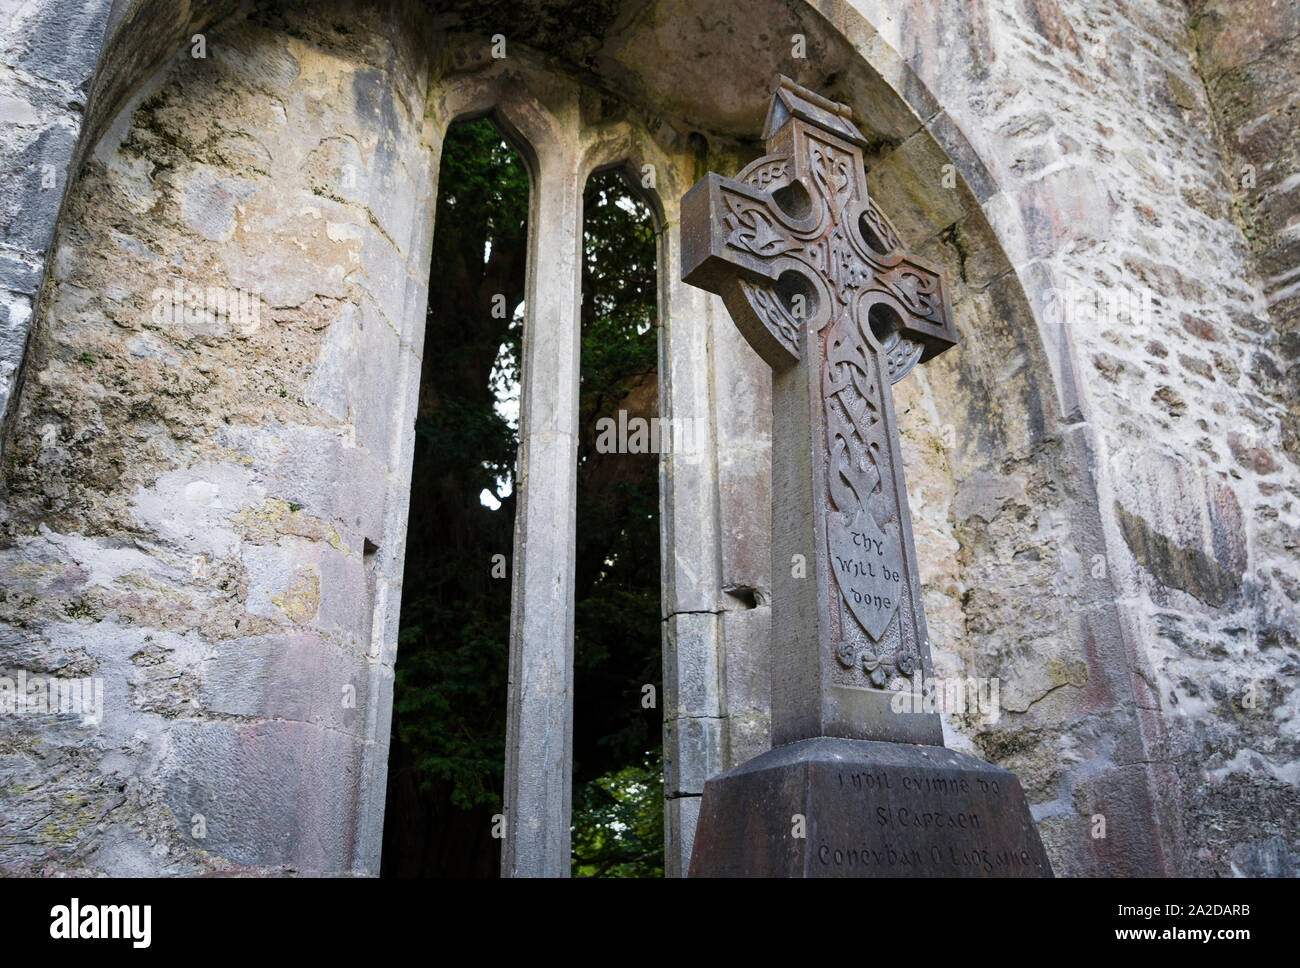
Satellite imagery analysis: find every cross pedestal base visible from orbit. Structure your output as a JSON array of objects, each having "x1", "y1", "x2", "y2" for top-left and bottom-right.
[{"x1": 687, "y1": 737, "x2": 1053, "y2": 877}]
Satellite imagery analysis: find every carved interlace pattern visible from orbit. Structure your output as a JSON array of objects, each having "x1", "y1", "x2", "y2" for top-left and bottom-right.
[
  {"x1": 809, "y1": 141, "x2": 853, "y2": 219},
  {"x1": 884, "y1": 335, "x2": 924, "y2": 383},
  {"x1": 859, "y1": 200, "x2": 901, "y2": 252},
  {"x1": 718, "y1": 136, "x2": 942, "y2": 666},
  {"x1": 739, "y1": 279, "x2": 801, "y2": 352},
  {"x1": 823, "y1": 310, "x2": 887, "y2": 528},
  {"x1": 724, "y1": 200, "x2": 800, "y2": 259},
  {"x1": 743, "y1": 159, "x2": 789, "y2": 190}
]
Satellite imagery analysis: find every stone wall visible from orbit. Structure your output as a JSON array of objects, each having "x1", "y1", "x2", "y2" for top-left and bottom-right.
[
  {"x1": 1186, "y1": 0, "x2": 1300, "y2": 876},
  {"x1": 0, "y1": 0, "x2": 433, "y2": 875},
  {"x1": 1, "y1": 0, "x2": 114, "y2": 449},
  {"x1": 849, "y1": 0, "x2": 1300, "y2": 875},
  {"x1": 1192, "y1": 0, "x2": 1300, "y2": 464},
  {"x1": 0, "y1": 0, "x2": 247, "y2": 450}
]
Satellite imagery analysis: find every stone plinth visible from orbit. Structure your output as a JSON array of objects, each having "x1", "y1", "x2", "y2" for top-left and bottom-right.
[{"x1": 688, "y1": 737, "x2": 1052, "y2": 877}]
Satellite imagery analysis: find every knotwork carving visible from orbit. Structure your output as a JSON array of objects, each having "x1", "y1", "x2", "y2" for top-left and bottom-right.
[
  {"x1": 884, "y1": 334, "x2": 924, "y2": 384},
  {"x1": 739, "y1": 279, "x2": 801, "y2": 358}
]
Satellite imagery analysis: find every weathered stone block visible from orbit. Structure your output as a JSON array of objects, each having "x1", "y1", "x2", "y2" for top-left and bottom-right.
[
  {"x1": 200, "y1": 631, "x2": 369, "y2": 735},
  {"x1": 304, "y1": 302, "x2": 359, "y2": 423},
  {"x1": 162, "y1": 719, "x2": 361, "y2": 872},
  {"x1": 864, "y1": 128, "x2": 968, "y2": 248},
  {"x1": 0, "y1": 120, "x2": 77, "y2": 253},
  {"x1": 664, "y1": 794, "x2": 701, "y2": 878},
  {"x1": 317, "y1": 543, "x2": 371, "y2": 649},
  {"x1": 663, "y1": 714, "x2": 727, "y2": 796},
  {"x1": 663, "y1": 611, "x2": 721, "y2": 718},
  {"x1": 352, "y1": 298, "x2": 403, "y2": 467},
  {"x1": 716, "y1": 443, "x2": 771, "y2": 593},
  {"x1": 725, "y1": 712, "x2": 771, "y2": 770},
  {"x1": 1, "y1": 0, "x2": 112, "y2": 89},
  {"x1": 690, "y1": 737, "x2": 1052, "y2": 877},
  {"x1": 720, "y1": 604, "x2": 770, "y2": 717}
]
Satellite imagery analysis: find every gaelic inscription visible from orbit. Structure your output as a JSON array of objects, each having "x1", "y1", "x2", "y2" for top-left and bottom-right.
[{"x1": 809, "y1": 766, "x2": 1049, "y2": 876}]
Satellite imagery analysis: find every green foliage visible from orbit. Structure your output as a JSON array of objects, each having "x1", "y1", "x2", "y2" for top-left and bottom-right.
[
  {"x1": 437, "y1": 123, "x2": 531, "y2": 257},
  {"x1": 579, "y1": 177, "x2": 658, "y2": 416},
  {"x1": 571, "y1": 752, "x2": 665, "y2": 878},
  {"x1": 413, "y1": 396, "x2": 516, "y2": 503},
  {"x1": 392, "y1": 598, "x2": 508, "y2": 811}
]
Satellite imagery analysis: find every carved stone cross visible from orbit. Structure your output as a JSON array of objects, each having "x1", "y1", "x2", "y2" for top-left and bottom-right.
[
  {"x1": 682, "y1": 76, "x2": 959, "y2": 748},
  {"x1": 681, "y1": 80, "x2": 1052, "y2": 876}
]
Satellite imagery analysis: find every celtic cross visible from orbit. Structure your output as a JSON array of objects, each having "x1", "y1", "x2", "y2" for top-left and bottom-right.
[{"x1": 681, "y1": 76, "x2": 959, "y2": 747}]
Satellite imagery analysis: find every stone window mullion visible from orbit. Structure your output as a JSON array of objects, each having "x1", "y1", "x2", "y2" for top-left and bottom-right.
[{"x1": 501, "y1": 127, "x2": 585, "y2": 879}]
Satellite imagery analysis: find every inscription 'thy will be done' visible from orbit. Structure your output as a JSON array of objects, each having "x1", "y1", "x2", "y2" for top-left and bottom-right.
[
  {"x1": 836, "y1": 529, "x2": 901, "y2": 606},
  {"x1": 829, "y1": 511, "x2": 903, "y2": 641}
]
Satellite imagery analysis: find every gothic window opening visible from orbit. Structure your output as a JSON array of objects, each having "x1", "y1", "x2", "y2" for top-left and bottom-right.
[
  {"x1": 382, "y1": 118, "x2": 528, "y2": 877},
  {"x1": 571, "y1": 170, "x2": 664, "y2": 877}
]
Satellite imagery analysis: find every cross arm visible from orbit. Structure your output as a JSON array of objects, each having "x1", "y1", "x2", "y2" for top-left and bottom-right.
[{"x1": 680, "y1": 172, "x2": 820, "y2": 371}]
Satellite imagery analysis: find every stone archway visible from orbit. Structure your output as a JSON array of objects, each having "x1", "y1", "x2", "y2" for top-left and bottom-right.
[{"x1": 0, "y1": 0, "x2": 1174, "y2": 877}]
